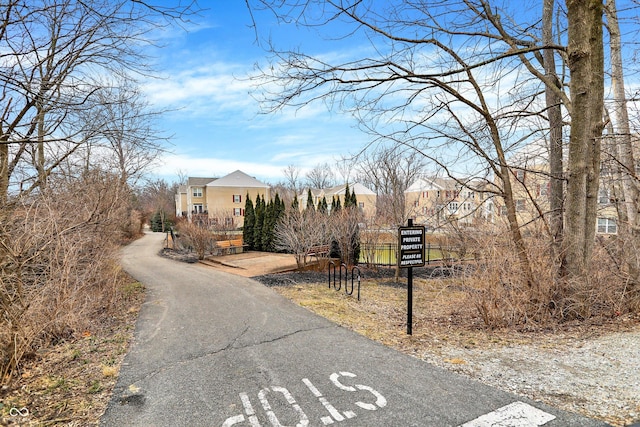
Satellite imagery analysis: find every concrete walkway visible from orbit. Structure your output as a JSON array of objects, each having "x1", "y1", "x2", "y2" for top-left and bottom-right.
[{"x1": 101, "y1": 232, "x2": 608, "y2": 427}]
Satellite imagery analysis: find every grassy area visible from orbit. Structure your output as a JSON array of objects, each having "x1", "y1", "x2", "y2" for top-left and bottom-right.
[{"x1": 359, "y1": 244, "x2": 456, "y2": 266}]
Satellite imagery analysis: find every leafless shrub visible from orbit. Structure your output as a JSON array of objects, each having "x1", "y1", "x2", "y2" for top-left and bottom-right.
[
  {"x1": 0, "y1": 172, "x2": 132, "y2": 383},
  {"x1": 328, "y1": 208, "x2": 363, "y2": 267},
  {"x1": 175, "y1": 218, "x2": 217, "y2": 260},
  {"x1": 274, "y1": 209, "x2": 331, "y2": 269},
  {"x1": 455, "y1": 228, "x2": 637, "y2": 329}
]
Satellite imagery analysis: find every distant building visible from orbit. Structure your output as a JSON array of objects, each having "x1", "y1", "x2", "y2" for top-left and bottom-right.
[
  {"x1": 175, "y1": 170, "x2": 270, "y2": 228},
  {"x1": 297, "y1": 182, "x2": 377, "y2": 219},
  {"x1": 405, "y1": 177, "x2": 481, "y2": 229}
]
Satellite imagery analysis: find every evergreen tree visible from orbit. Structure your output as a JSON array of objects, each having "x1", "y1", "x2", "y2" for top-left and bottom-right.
[
  {"x1": 253, "y1": 195, "x2": 265, "y2": 251},
  {"x1": 306, "y1": 189, "x2": 315, "y2": 211},
  {"x1": 351, "y1": 224, "x2": 361, "y2": 265},
  {"x1": 291, "y1": 194, "x2": 299, "y2": 210},
  {"x1": 150, "y1": 210, "x2": 172, "y2": 232},
  {"x1": 318, "y1": 196, "x2": 328, "y2": 214},
  {"x1": 277, "y1": 193, "x2": 286, "y2": 216},
  {"x1": 261, "y1": 199, "x2": 273, "y2": 251},
  {"x1": 344, "y1": 183, "x2": 358, "y2": 209},
  {"x1": 344, "y1": 183, "x2": 352, "y2": 209},
  {"x1": 333, "y1": 195, "x2": 341, "y2": 213},
  {"x1": 243, "y1": 194, "x2": 255, "y2": 250},
  {"x1": 350, "y1": 187, "x2": 358, "y2": 208},
  {"x1": 150, "y1": 211, "x2": 162, "y2": 232}
]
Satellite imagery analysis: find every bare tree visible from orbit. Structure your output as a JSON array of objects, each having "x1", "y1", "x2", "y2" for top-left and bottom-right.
[
  {"x1": 249, "y1": 0, "x2": 611, "y2": 284},
  {"x1": 282, "y1": 164, "x2": 302, "y2": 194},
  {"x1": 543, "y1": 0, "x2": 565, "y2": 252},
  {"x1": 562, "y1": 0, "x2": 605, "y2": 277},
  {"x1": 84, "y1": 80, "x2": 170, "y2": 186},
  {"x1": 329, "y1": 205, "x2": 363, "y2": 267},
  {"x1": 602, "y1": 0, "x2": 640, "y2": 287},
  {"x1": 355, "y1": 144, "x2": 424, "y2": 226},
  {"x1": 305, "y1": 162, "x2": 336, "y2": 189},
  {"x1": 275, "y1": 208, "x2": 331, "y2": 268},
  {"x1": 0, "y1": 0, "x2": 197, "y2": 201}
]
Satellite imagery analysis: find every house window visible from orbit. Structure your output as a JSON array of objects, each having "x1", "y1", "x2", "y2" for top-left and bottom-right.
[
  {"x1": 193, "y1": 204, "x2": 203, "y2": 214},
  {"x1": 598, "y1": 189, "x2": 609, "y2": 205},
  {"x1": 447, "y1": 202, "x2": 458, "y2": 213},
  {"x1": 422, "y1": 191, "x2": 428, "y2": 198},
  {"x1": 225, "y1": 217, "x2": 233, "y2": 226},
  {"x1": 233, "y1": 208, "x2": 243, "y2": 216},
  {"x1": 413, "y1": 199, "x2": 420, "y2": 207},
  {"x1": 597, "y1": 218, "x2": 617, "y2": 234},
  {"x1": 515, "y1": 170, "x2": 525, "y2": 181},
  {"x1": 515, "y1": 199, "x2": 526, "y2": 212},
  {"x1": 358, "y1": 202, "x2": 365, "y2": 210},
  {"x1": 538, "y1": 181, "x2": 550, "y2": 197},
  {"x1": 193, "y1": 187, "x2": 202, "y2": 197},
  {"x1": 233, "y1": 194, "x2": 242, "y2": 203}
]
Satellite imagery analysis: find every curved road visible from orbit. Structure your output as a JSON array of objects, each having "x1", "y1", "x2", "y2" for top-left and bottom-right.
[{"x1": 101, "y1": 232, "x2": 608, "y2": 427}]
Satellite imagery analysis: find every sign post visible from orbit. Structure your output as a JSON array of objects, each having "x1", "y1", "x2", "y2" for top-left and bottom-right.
[{"x1": 398, "y1": 219, "x2": 425, "y2": 335}]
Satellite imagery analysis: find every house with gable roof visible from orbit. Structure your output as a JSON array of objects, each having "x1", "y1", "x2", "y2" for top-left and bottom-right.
[{"x1": 175, "y1": 170, "x2": 270, "y2": 228}]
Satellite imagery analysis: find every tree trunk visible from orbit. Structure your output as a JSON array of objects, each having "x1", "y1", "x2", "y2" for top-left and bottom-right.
[
  {"x1": 0, "y1": 141, "x2": 8, "y2": 202},
  {"x1": 605, "y1": 0, "x2": 640, "y2": 285},
  {"x1": 563, "y1": 0, "x2": 605, "y2": 277},
  {"x1": 543, "y1": 0, "x2": 564, "y2": 251}
]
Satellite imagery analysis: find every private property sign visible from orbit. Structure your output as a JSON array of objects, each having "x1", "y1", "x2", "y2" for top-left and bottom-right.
[{"x1": 398, "y1": 225, "x2": 426, "y2": 268}]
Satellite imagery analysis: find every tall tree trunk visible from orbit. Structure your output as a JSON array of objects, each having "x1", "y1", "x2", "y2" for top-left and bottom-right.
[
  {"x1": 0, "y1": 140, "x2": 8, "y2": 202},
  {"x1": 563, "y1": 0, "x2": 605, "y2": 277},
  {"x1": 543, "y1": 0, "x2": 564, "y2": 252},
  {"x1": 36, "y1": 104, "x2": 47, "y2": 192},
  {"x1": 605, "y1": 0, "x2": 640, "y2": 285}
]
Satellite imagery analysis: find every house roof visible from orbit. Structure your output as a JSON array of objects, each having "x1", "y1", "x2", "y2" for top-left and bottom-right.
[
  {"x1": 324, "y1": 182, "x2": 375, "y2": 197},
  {"x1": 206, "y1": 170, "x2": 270, "y2": 188},
  {"x1": 187, "y1": 177, "x2": 216, "y2": 187},
  {"x1": 405, "y1": 178, "x2": 446, "y2": 193}
]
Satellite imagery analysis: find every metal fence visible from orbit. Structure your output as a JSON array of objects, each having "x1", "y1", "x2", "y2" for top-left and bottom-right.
[{"x1": 358, "y1": 243, "x2": 453, "y2": 267}]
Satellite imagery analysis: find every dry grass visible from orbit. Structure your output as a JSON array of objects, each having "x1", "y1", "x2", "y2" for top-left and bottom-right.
[
  {"x1": 0, "y1": 277, "x2": 145, "y2": 426},
  {"x1": 273, "y1": 276, "x2": 527, "y2": 354}
]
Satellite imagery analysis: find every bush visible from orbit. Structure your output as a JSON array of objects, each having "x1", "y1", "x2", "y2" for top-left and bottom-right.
[
  {"x1": 454, "y1": 229, "x2": 640, "y2": 328},
  {"x1": 0, "y1": 172, "x2": 133, "y2": 383}
]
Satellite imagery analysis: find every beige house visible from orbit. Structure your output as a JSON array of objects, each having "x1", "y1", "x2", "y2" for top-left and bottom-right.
[
  {"x1": 175, "y1": 170, "x2": 270, "y2": 229},
  {"x1": 298, "y1": 183, "x2": 377, "y2": 219},
  {"x1": 488, "y1": 140, "x2": 619, "y2": 235},
  {"x1": 405, "y1": 177, "x2": 482, "y2": 229}
]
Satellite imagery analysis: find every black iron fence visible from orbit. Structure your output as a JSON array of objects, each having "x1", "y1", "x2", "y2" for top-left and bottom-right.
[{"x1": 358, "y1": 243, "x2": 454, "y2": 267}]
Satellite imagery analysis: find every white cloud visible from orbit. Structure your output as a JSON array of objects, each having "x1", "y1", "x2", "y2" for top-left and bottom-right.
[{"x1": 153, "y1": 153, "x2": 288, "y2": 183}]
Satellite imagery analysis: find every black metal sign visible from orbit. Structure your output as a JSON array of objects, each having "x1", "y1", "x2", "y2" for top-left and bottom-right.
[{"x1": 398, "y1": 225, "x2": 426, "y2": 268}]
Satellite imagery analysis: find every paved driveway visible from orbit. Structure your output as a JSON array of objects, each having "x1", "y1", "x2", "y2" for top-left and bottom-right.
[{"x1": 101, "y1": 232, "x2": 608, "y2": 427}]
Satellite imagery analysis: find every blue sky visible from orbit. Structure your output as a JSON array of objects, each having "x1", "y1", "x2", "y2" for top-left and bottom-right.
[{"x1": 144, "y1": 2, "x2": 369, "y2": 185}]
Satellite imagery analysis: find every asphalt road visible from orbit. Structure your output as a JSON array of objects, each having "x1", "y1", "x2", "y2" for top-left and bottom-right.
[{"x1": 101, "y1": 232, "x2": 609, "y2": 427}]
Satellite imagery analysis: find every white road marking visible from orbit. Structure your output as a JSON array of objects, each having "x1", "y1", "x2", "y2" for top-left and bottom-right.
[
  {"x1": 241, "y1": 392, "x2": 261, "y2": 427},
  {"x1": 258, "y1": 387, "x2": 309, "y2": 427},
  {"x1": 302, "y1": 378, "x2": 345, "y2": 425},
  {"x1": 459, "y1": 401, "x2": 556, "y2": 427}
]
